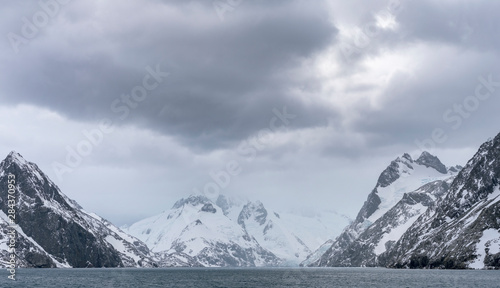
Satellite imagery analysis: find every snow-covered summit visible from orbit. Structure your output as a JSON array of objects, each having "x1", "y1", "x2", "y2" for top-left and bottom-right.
[
  {"x1": 126, "y1": 193, "x2": 350, "y2": 266},
  {"x1": 308, "y1": 150, "x2": 461, "y2": 267},
  {"x1": 125, "y1": 193, "x2": 281, "y2": 266},
  {"x1": 362, "y1": 151, "x2": 458, "y2": 226},
  {"x1": 415, "y1": 151, "x2": 448, "y2": 174},
  {"x1": 310, "y1": 133, "x2": 500, "y2": 269}
]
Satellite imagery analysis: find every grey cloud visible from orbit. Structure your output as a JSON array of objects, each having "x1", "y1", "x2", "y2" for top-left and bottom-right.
[
  {"x1": 2, "y1": 0, "x2": 500, "y2": 226},
  {"x1": 348, "y1": 59, "x2": 500, "y2": 154},
  {"x1": 333, "y1": 0, "x2": 500, "y2": 67},
  {"x1": 395, "y1": 0, "x2": 500, "y2": 52},
  {"x1": 314, "y1": 0, "x2": 500, "y2": 158},
  {"x1": 0, "y1": 0, "x2": 338, "y2": 151}
]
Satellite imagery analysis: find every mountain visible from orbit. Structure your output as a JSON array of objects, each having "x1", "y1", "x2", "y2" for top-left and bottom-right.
[
  {"x1": 126, "y1": 194, "x2": 350, "y2": 266},
  {"x1": 0, "y1": 151, "x2": 157, "y2": 268},
  {"x1": 236, "y1": 201, "x2": 314, "y2": 265},
  {"x1": 308, "y1": 151, "x2": 461, "y2": 267},
  {"x1": 125, "y1": 195, "x2": 280, "y2": 267},
  {"x1": 0, "y1": 151, "x2": 349, "y2": 268},
  {"x1": 379, "y1": 133, "x2": 500, "y2": 269},
  {"x1": 317, "y1": 178, "x2": 452, "y2": 267}
]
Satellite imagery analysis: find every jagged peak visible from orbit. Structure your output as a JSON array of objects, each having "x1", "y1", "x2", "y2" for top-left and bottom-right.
[
  {"x1": 172, "y1": 195, "x2": 211, "y2": 209},
  {"x1": 244, "y1": 200, "x2": 265, "y2": 208},
  {"x1": 238, "y1": 200, "x2": 268, "y2": 226},
  {"x1": 1, "y1": 151, "x2": 47, "y2": 184},
  {"x1": 447, "y1": 165, "x2": 463, "y2": 173},
  {"x1": 377, "y1": 151, "x2": 450, "y2": 188},
  {"x1": 401, "y1": 153, "x2": 413, "y2": 162},
  {"x1": 7, "y1": 150, "x2": 21, "y2": 157},
  {"x1": 377, "y1": 155, "x2": 408, "y2": 188},
  {"x1": 415, "y1": 151, "x2": 447, "y2": 174},
  {"x1": 4, "y1": 150, "x2": 29, "y2": 166},
  {"x1": 478, "y1": 131, "x2": 500, "y2": 154}
]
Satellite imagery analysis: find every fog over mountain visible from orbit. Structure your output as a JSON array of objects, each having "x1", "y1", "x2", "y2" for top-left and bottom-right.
[{"x1": 0, "y1": 0, "x2": 499, "y2": 226}]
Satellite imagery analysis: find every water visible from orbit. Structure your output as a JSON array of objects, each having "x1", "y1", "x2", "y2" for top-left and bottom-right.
[{"x1": 0, "y1": 267, "x2": 499, "y2": 288}]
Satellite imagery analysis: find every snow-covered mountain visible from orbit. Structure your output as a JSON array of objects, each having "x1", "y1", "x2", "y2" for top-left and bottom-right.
[
  {"x1": 0, "y1": 150, "x2": 350, "y2": 268},
  {"x1": 308, "y1": 151, "x2": 462, "y2": 267},
  {"x1": 0, "y1": 151, "x2": 157, "y2": 268},
  {"x1": 318, "y1": 178, "x2": 453, "y2": 267},
  {"x1": 309, "y1": 132, "x2": 500, "y2": 269},
  {"x1": 125, "y1": 195, "x2": 280, "y2": 267},
  {"x1": 379, "y1": 132, "x2": 500, "y2": 269},
  {"x1": 126, "y1": 194, "x2": 350, "y2": 266}
]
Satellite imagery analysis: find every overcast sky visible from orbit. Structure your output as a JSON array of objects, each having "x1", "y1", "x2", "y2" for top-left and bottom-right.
[{"x1": 1, "y1": 0, "x2": 499, "y2": 226}]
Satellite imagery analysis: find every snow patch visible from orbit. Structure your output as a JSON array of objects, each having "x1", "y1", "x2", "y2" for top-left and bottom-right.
[
  {"x1": 374, "y1": 203, "x2": 426, "y2": 255},
  {"x1": 469, "y1": 229, "x2": 500, "y2": 269}
]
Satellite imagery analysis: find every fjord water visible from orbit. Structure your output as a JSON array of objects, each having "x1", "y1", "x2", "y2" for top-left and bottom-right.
[{"x1": 1, "y1": 268, "x2": 499, "y2": 287}]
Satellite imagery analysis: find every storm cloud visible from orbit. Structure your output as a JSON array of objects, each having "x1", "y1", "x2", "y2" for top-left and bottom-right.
[{"x1": 0, "y1": 0, "x2": 499, "y2": 225}]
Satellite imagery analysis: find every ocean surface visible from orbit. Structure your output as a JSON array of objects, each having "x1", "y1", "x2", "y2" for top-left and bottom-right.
[{"x1": 0, "y1": 267, "x2": 499, "y2": 287}]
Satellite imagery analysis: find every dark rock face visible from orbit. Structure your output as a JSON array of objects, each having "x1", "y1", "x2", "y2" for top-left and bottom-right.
[
  {"x1": 354, "y1": 189, "x2": 381, "y2": 224},
  {"x1": 173, "y1": 195, "x2": 211, "y2": 209},
  {"x1": 24, "y1": 252, "x2": 56, "y2": 268},
  {"x1": 0, "y1": 153, "x2": 122, "y2": 267},
  {"x1": 416, "y1": 151, "x2": 448, "y2": 174},
  {"x1": 238, "y1": 202, "x2": 268, "y2": 227},
  {"x1": 0, "y1": 223, "x2": 56, "y2": 268},
  {"x1": 448, "y1": 165, "x2": 463, "y2": 173},
  {"x1": 201, "y1": 203, "x2": 217, "y2": 213},
  {"x1": 377, "y1": 161, "x2": 402, "y2": 188},
  {"x1": 0, "y1": 152, "x2": 156, "y2": 268},
  {"x1": 216, "y1": 195, "x2": 231, "y2": 216}
]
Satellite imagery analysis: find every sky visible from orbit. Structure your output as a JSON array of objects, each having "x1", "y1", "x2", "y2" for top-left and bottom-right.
[{"x1": 0, "y1": 0, "x2": 499, "y2": 227}]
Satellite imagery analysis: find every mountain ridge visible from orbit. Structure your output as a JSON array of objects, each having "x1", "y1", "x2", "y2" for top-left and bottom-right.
[
  {"x1": 308, "y1": 132, "x2": 500, "y2": 269},
  {"x1": 308, "y1": 150, "x2": 461, "y2": 267},
  {"x1": 0, "y1": 151, "x2": 157, "y2": 268},
  {"x1": 379, "y1": 132, "x2": 500, "y2": 269},
  {"x1": 125, "y1": 193, "x2": 349, "y2": 266}
]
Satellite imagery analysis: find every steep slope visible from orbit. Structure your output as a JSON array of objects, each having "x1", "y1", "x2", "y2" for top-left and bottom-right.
[
  {"x1": 328, "y1": 179, "x2": 452, "y2": 267},
  {"x1": 0, "y1": 211, "x2": 68, "y2": 268},
  {"x1": 237, "y1": 201, "x2": 311, "y2": 265},
  {"x1": 126, "y1": 195, "x2": 280, "y2": 267},
  {"x1": 310, "y1": 151, "x2": 460, "y2": 267},
  {"x1": 0, "y1": 152, "x2": 156, "y2": 268},
  {"x1": 380, "y1": 133, "x2": 500, "y2": 269}
]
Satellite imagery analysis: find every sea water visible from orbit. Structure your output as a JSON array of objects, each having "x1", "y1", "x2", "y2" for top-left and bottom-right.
[{"x1": 0, "y1": 267, "x2": 499, "y2": 287}]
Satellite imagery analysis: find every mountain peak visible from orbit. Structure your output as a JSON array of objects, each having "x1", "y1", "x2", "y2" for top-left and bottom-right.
[
  {"x1": 7, "y1": 150, "x2": 21, "y2": 157},
  {"x1": 415, "y1": 151, "x2": 447, "y2": 174},
  {"x1": 172, "y1": 195, "x2": 211, "y2": 209},
  {"x1": 376, "y1": 153, "x2": 414, "y2": 188},
  {"x1": 4, "y1": 151, "x2": 29, "y2": 166},
  {"x1": 402, "y1": 153, "x2": 413, "y2": 162}
]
